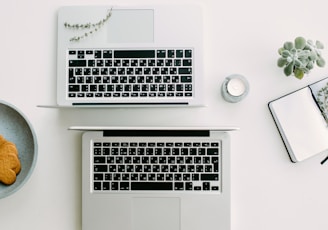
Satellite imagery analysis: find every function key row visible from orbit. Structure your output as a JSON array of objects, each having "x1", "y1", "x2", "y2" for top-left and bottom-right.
[
  {"x1": 94, "y1": 142, "x2": 219, "y2": 147},
  {"x1": 68, "y1": 49, "x2": 193, "y2": 59}
]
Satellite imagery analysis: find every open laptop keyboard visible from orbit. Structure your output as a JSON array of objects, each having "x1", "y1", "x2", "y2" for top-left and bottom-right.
[
  {"x1": 67, "y1": 48, "x2": 193, "y2": 99},
  {"x1": 92, "y1": 140, "x2": 221, "y2": 192}
]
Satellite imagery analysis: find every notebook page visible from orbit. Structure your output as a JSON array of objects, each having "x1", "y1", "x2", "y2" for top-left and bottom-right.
[{"x1": 269, "y1": 87, "x2": 328, "y2": 162}]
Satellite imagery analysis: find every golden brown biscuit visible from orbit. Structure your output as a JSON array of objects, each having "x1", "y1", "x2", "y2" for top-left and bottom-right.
[
  {"x1": 0, "y1": 152, "x2": 20, "y2": 185},
  {"x1": 0, "y1": 135, "x2": 21, "y2": 185}
]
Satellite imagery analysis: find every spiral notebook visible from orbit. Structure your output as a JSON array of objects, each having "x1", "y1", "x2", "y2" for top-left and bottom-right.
[{"x1": 268, "y1": 77, "x2": 328, "y2": 162}]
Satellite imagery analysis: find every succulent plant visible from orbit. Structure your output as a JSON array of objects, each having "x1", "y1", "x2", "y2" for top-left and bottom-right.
[
  {"x1": 317, "y1": 82, "x2": 328, "y2": 125},
  {"x1": 277, "y1": 36, "x2": 325, "y2": 79}
]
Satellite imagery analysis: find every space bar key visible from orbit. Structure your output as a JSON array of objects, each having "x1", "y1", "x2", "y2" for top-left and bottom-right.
[{"x1": 131, "y1": 182, "x2": 173, "y2": 190}]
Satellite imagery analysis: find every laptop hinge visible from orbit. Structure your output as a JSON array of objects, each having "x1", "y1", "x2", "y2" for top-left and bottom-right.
[{"x1": 73, "y1": 102, "x2": 189, "y2": 106}]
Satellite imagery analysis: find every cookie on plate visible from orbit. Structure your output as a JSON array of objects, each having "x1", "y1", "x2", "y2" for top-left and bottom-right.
[{"x1": 0, "y1": 135, "x2": 21, "y2": 185}]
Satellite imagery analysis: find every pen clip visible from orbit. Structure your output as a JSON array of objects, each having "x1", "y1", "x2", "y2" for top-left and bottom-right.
[{"x1": 320, "y1": 155, "x2": 328, "y2": 165}]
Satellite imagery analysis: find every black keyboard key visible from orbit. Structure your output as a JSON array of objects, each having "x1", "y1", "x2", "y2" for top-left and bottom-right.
[
  {"x1": 157, "y1": 173, "x2": 165, "y2": 181},
  {"x1": 168, "y1": 50, "x2": 175, "y2": 58},
  {"x1": 207, "y1": 148, "x2": 219, "y2": 155},
  {"x1": 211, "y1": 142, "x2": 219, "y2": 147},
  {"x1": 111, "y1": 182, "x2": 119, "y2": 190},
  {"x1": 157, "y1": 50, "x2": 166, "y2": 58},
  {"x1": 185, "y1": 50, "x2": 192, "y2": 57},
  {"x1": 203, "y1": 182, "x2": 210, "y2": 190},
  {"x1": 183, "y1": 59, "x2": 192, "y2": 66},
  {"x1": 94, "y1": 173, "x2": 103, "y2": 181},
  {"x1": 192, "y1": 174, "x2": 199, "y2": 180},
  {"x1": 69, "y1": 76, "x2": 76, "y2": 84},
  {"x1": 94, "y1": 165, "x2": 108, "y2": 172},
  {"x1": 103, "y1": 182, "x2": 110, "y2": 190},
  {"x1": 183, "y1": 173, "x2": 191, "y2": 180},
  {"x1": 120, "y1": 182, "x2": 129, "y2": 190},
  {"x1": 174, "y1": 182, "x2": 184, "y2": 190},
  {"x1": 131, "y1": 182, "x2": 173, "y2": 190},
  {"x1": 94, "y1": 182, "x2": 102, "y2": 190},
  {"x1": 140, "y1": 174, "x2": 147, "y2": 181},
  {"x1": 212, "y1": 156, "x2": 219, "y2": 164},
  {"x1": 185, "y1": 182, "x2": 193, "y2": 190},
  {"x1": 181, "y1": 76, "x2": 192, "y2": 83},
  {"x1": 205, "y1": 165, "x2": 213, "y2": 172},
  {"x1": 148, "y1": 173, "x2": 156, "y2": 181},
  {"x1": 196, "y1": 165, "x2": 204, "y2": 172},
  {"x1": 69, "y1": 60, "x2": 86, "y2": 67},
  {"x1": 179, "y1": 68, "x2": 192, "y2": 74},
  {"x1": 103, "y1": 50, "x2": 112, "y2": 58},
  {"x1": 161, "y1": 165, "x2": 169, "y2": 172},
  {"x1": 96, "y1": 60, "x2": 104, "y2": 67},
  {"x1": 194, "y1": 186, "x2": 201, "y2": 190},
  {"x1": 69, "y1": 68, "x2": 74, "y2": 77},
  {"x1": 211, "y1": 186, "x2": 219, "y2": 190},
  {"x1": 131, "y1": 173, "x2": 139, "y2": 181},
  {"x1": 68, "y1": 85, "x2": 80, "y2": 92},
  {"x1": 176, "y1": 50, "x2": 183, "y2": 57},
  {"x1": 214, "y1": 163, "x2": 219, "y2": 172},
  {"x1": 201, "y1": 173, "x2": 219, "y2": 181},
  {"x1": 114, "y1": 50, "x2": 155, "y2": 58},
  {"x1": 113, "y1": 173, "x2": 121, "y2": 180},
  {"x1": 94, "y1": 156, "x2": 106, "y2": 163},
  {"x1": 185, "y1": 85, "x2": 192, "y2": 92},
  {"x1": 95, "y1": 50, "x2": 102, "y2": 58},
  {"x1": 88, "y1": 60, "x2": 95, "y2": 67},
  {"x1": 105, "y1": 173, "x2": 112, "y2": 180}
]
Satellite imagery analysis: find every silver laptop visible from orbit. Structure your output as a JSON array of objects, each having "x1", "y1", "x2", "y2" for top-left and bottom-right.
[
  {"x1": 70, "y1": 126, "x2": 236, "y2": 230},
  {"x1": 57, "y1": 5, "x2": 204, "y2": 107}
]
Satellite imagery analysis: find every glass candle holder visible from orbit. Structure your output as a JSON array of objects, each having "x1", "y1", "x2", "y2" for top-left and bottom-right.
[{"x1": 221, "y1": 74, "x2": 249, "y2": 103}]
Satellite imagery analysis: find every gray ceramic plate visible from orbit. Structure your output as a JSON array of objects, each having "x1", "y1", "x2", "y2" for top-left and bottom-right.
[{"x1": 0, "y1": 100, "x2": 37, "y2": 199}]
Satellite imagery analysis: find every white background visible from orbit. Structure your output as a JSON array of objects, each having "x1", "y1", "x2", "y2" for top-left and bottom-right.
[{"x1": 1, "y1": 0, "x2": 328, "y2": 229}]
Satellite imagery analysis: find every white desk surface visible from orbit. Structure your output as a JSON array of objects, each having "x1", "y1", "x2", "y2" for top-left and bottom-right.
[{"x1": 1, "y1": 0, "x2": 328, "y2": 229}]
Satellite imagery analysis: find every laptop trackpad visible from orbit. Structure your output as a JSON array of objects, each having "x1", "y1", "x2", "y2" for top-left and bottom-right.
[
  {"x1": 107, "y1": 9, "x2": 154, "y2": 43},
  {"x1": 132, "y1": 197, "x2": 180, "y2": 230}
]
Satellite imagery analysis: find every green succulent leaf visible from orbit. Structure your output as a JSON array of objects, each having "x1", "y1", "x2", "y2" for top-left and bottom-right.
[
  {"x1": 278, "y1": 47, "x2": 284, "y2": 55},
  {"x1": 306, "y1": 61, "x2": 314, "y2": 70},
  {"x1": 277, "y1": 57, "x2": 288, "y2": 67},
  {"x1": 294, "y1": 59, "x2": 302, "y2": 68},
  {"x1": 281, "y1": 50, "x2": 291, "y2": 58},
  {"x1": 307, "y1": 40, "x2": 314, "y2": 46},
  {"x1": 298, "y1": 50, "x2": 310, "y2": 58},
  {"x1": 299, "y1": 59, "x2": 308, "y2": 67},
  {"x1": 290, "y1": 48, "x2": 297, "y2": 54},
  {"x1": 317, "y1": 57, "x2": 326, "y2": 67},
  {"x1": 294, "y1": 68, "x2": 304, "y2": 79},
  {"x1": 308, "y1": 51, "x2": 317, "y2": 61},
  {"x1": 283, "y1": 41, "x2": 294, "y2": 50},
  {"x1": 284, "y1": 62, "x2": 294, "y2": 76},
  {"x1": 316, "y1": 40, "x2": 324, "y2": 49},
  {"x1": 294, "y1": 37, "x2": 306, "y2": 49}
]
